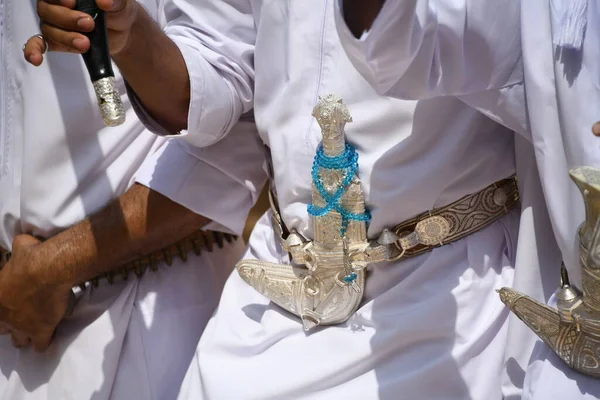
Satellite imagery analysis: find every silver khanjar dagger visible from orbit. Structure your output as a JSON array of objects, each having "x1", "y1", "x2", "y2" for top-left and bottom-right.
[
  {"x1": 236, "y1": 95, "x2": 373, "y2": 331},
  {"x1": 76, "y1": 0, "x2": 125, "y2": 127},
  {"x1": 499, "y1": 167, "x2": 600, "y2": 378}
]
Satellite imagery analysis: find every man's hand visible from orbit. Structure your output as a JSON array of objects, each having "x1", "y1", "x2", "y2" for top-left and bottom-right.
[
  {"x1": 0, "y1": 185, "x2": 209, "y2": 352},
  {"x1": 593, "y1": 122, "x2": 600, "y2": 136},
  {"x1": 26, "y1": 0, "x2": 191, "y2": 132},
  {"x1": 24, "y1": 0, "x2": 139, "y2": 66},
  {"x1": 0, "y1": 235, "x2": 73, "y2": 351}
]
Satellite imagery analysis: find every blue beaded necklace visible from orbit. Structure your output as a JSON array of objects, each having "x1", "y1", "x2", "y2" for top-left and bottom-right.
[{"x1": 307, "y1": 143, "x2": 371, "y2": 237}]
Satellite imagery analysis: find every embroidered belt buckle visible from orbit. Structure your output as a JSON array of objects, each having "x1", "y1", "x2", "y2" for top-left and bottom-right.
[{"x1": 236, "y1": 94, "x2": 521, "y2": 332}]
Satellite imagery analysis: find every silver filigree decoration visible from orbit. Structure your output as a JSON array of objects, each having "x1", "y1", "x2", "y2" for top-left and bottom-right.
[
  {"x1": 92, "y1": 77, "x2": 125, "y2": 127},
  {"x1": 498, "y1": 167, "x2": 600, "y2": 379}
]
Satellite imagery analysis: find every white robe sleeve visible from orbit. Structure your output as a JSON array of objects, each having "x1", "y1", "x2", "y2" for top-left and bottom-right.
[
  {"x1": 129, "y1": 0, "x2": 256, "y2": 148},
  {"x1": 134, "y1": 117, "x2": 267, "y2": 236},
  {"x1": 334, "y1": 0, "x2": 523, "y2": 100}
]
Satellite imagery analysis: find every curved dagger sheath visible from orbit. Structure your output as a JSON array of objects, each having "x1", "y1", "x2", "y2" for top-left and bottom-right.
[
  {"x1": 236, "y1": 95, "x2": 371, "y2": 331},
  {"x1": 499, "y1": 167, "x2": 600, "y2": 378}
]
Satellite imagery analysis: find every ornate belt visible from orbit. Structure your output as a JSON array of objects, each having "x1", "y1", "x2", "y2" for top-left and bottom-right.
[
  {"x1": 0, "y1": 230, "x2": 237, "y2": 288},
  {"x1": 271, "y1": 177, "x2": 519, "y2": 265},
  {"x1": 236, "y1": 94, "x2": 520, "y2": 331}
]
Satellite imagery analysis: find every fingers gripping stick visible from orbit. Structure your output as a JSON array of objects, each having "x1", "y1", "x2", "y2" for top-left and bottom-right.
[{"x1": 76, "y1": 0, "x2": 125, "y2": 127}]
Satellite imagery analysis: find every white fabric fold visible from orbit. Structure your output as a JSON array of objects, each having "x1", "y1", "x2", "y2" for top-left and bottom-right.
[
  {"x1": 135, "y1": 118, "x2": 267, "y2": 235},
  {"x1": 334, "y1": 0, "x2": 523, "y2": 100}
]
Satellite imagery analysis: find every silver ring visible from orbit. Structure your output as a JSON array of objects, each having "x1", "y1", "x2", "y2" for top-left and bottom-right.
[
  {"x1": 35, "y1": 34, "x2": 49, "y2": 55},
  {"x1": 23, "y1": 34, "x2": 49, "y2": 55}
]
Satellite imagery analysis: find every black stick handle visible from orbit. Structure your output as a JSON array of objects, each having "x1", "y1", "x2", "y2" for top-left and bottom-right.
[
  {"x1": 75, "y1": 0, "x2": 125, "y2": 127},
  {"x1": 75, "y1": 0, "x2": 114, "y2": 81}
]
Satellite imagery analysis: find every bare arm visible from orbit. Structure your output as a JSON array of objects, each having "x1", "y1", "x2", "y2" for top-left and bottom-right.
[
  {"x1": 36, "y1": 183, "x2": 209, "y2": 287},
  {"x1": 111, "y1": 5, "x2": 191, "y2": 133},
  {"x1": 0, "y1": 183, "x2": 209, "y2": 350}
]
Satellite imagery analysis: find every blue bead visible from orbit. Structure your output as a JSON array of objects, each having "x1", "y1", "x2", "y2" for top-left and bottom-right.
[
  {"x1": 307, "y1": 143, "x2": 371, "y2": 236},
  {"x1": 343, "y1": 272, "x2": 358, "y2": 283}
]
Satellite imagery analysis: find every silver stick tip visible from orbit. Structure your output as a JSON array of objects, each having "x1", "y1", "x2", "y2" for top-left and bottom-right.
[{"x1": 93, "y1": 77, "x2": 126, "y2": 127}]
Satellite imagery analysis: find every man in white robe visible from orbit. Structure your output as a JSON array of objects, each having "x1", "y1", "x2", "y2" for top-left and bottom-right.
[
  {"x1": 28, "y1": 0, "x2": 534, "y2": 398},
  {"x1": 35, "y1": 0, "x2": 600, "y2": 398},
  {"x1": 341, "y1": 1, "x2": 600, "y2": 399},
  {"x1": 0, "y1": 1, "x2": 265, "y2": 398}
]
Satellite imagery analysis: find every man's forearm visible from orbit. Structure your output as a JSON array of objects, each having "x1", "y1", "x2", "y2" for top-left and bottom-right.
[
  {"x1": 34, "y1": 183, "x2": 209, "y2": 287},
  {"x1": 113, "y1": 4, "x2": 191, "y2": 133}
]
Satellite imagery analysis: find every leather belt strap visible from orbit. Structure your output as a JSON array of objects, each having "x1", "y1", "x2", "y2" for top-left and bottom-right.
[
  {"x1": 390, "y1": 176, "x2": 519, "y2": 259},
  {"x1": 0, "y1": 230, "x2": 237, "y2": 287},
  {"x1": 271, "y1": 176, "x2": 519, "y2": 264}
]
